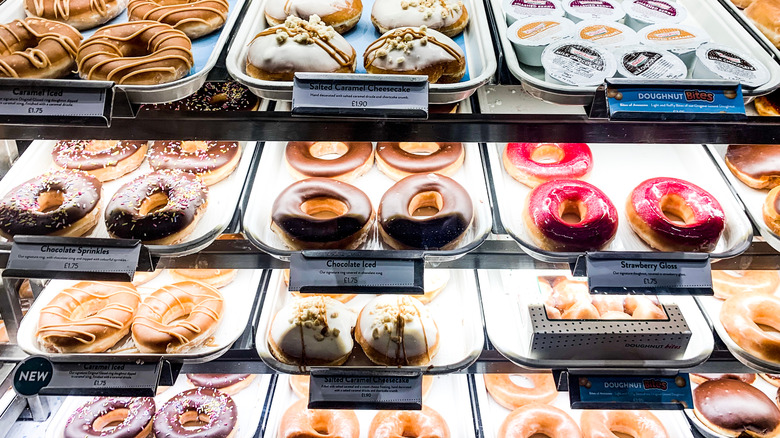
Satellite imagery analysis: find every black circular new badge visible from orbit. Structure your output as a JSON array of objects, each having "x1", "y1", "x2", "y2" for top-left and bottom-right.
[{"x1": 13, "y1": 356, "x2": 53, "y2": 396}]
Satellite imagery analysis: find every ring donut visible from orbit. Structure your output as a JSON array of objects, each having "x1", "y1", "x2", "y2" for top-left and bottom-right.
[
  {"x1": 369, "y1": 406, "x2": 449, "y2": 438},
  {"x1": 264, "y1": 0, "x2": 363, "y2": 33},
  {"x1": 128, "y1": 0, "x2": 229, "y2": 39},
  {"x1": 720, "y1": 293, "x2": 780, "y2": 363},
  {"x1": 187, "y1": 374, "x2": 255, "y2": 395},
  {"x1": 725, "y1": 144, "x2": 780, "y2": 190},
  {"x1": 64, "y1": 397, "x2": 155, "y2": 438},
  {"x1": 285, "y1": 142, "x2": 374, "y2": 182},
  {"x1": 154, "y1": 388, "x2": 238, "y2": 438},
  {"x1": 498, "y1": 403, "x2": 581, "y2": 438},
  {"x1": 712, "y1": 270, "x2": 780, "y2": 300},
  {"x1": 148, "y1": 141, "x2": 241, "y2": 185},
  {"x1": 375, "y1": 142, "x2": 464, "y2": 181},
  {"x1": 0, "y1": 18, "x2": 82, "y2": 79},
  {"x1": 580, "y1": 410, "x2": 668, "y2": 438},
  {"x1": 370, "y1": 0, "x2": 468, "y2": 37},
  {"x1": 25, "y1": 0, "x2": 126, "y2": 30},
  {"x1": 281, "y1": 399, "x2": 360, "y2": 438},
  {"x1": 503, "y1": 143, "x2": 593, "y2": 188},
  {"x1": 694, "y1": 379, "x2": 780, "y2": 438},
  {"x1": 484, "y1": 374, "x2": 557, "y2": 410},
  {"x1": 52, "y1": 140, "x2": 148, "y2": 181}
]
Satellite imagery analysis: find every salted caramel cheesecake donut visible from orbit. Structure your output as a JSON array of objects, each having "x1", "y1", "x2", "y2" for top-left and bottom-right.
[
  {"x1": 265, "y1": 0, "x2": 362, "y2": 33},
  {"x1": 0, "y1": 18, "x2": 82, "y2": 79},
  {"x1": 694, "y1": 379, "x2": 780, "y2": 438},
  {"x1": 371, "y1": 0, "x2": 468, "y2": 37}
]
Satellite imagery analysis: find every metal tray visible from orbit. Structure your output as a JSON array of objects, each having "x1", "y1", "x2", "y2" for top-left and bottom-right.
[
  {"x1": 710, "y1": 0, "x2": 780, "y2": 65},
  {"x1": 17, "y1": 269, "x2": 264, "y2": 363},
  {"x1": 224, "y1": 0, "x2": 496, "y2": 103},
  {"x1": 255, "y1": 269, "x2": 484, "y2": 374},
  {"x1": 479, "y1": 269, "x2": 714, "y2": 369},
  {"x1": 487, "y1": 143, "x2": 753, "y2": 263},
  {"x1": 489, "y1": 0, "x2": 780, "y2": 104},
  {"x1": 0, "y1": 140, "x2": 258, "y2": 256},
  {"x1": 0, "y1": 0, "x2": 247, "y2": 104}
]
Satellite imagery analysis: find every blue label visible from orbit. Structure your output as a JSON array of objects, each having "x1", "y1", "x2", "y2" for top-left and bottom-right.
[
  {"x1": 606, "y1": 83, "x2": 746, "y2": 120},
  {"x1": 570, "y1": 374, "x2": 693, "y2": 409}
]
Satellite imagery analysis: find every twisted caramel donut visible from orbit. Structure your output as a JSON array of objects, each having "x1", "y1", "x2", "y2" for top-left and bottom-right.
[
  {"x1": 0, "y1": 18, "x2": 81, "y2": 79},
  {"x1": 25, "y1": 0, "x2": 126, "y2": 30},
  {"x1": 128, "y1": 0, "x2": 229, "y2": 39}
]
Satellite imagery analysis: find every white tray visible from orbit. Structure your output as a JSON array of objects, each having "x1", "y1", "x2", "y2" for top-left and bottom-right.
[
  {"x1": 0, "y1": 140, "x2": 258, "y2": 256},
  {"x1": 255, "y1": 269, "x2": 484, "y2": 373},
  {"x1": 487, "y1": 143, "x2": 753, "y2": 263},
  {"x1": 45, "y1": 373, "x2": 271, "y2": 438},
  {"x1": 17, "y1": 269, "x2": 263, "y2": 362},
  {"x1": 479, "y1": 269, "x2": 714, "y2": 369}
]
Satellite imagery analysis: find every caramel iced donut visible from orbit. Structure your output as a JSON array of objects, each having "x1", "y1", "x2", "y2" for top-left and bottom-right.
[
  {"x1": 52, "y1": 140, "x2": 148, "y2": 181},
  {"x1": 694, "y1": 379, "x2": 780, "y2": 438},
  {"x1": 64, "y1": 397, "x2": 155, "y2": 438},
  {"x1": 132, "y1": 281, "x2": 224, "y2": 353},
  {"x1": 0, "y1": 170, "x2": 101, "y2": 239},
  {"x1": 37, "y1": 282, "x2": 140, "y2": 353},
  {"x1": 280, "y1": 399, "x2": 360, "y2": 438},
  {"x1": 148, "y1": 141, "x2": 241, "y2": 185},
  {"x1": 285, "y1": 142, "x2": 374, "y2": 182},
  {"x1": 170, "y1": 269, "x2": 238, "y2": 288},
  {"x1": 580, "y1": 410, "x2": 668, "y2": 438},
  {"x1": 246, "y1": 16, "x2": 356, "y2": 81},
  {"x1": 498, "y1": 403, "x2": 581, "y2": 438},
  {"x1": 370, "y1": 406, "x2": 449, "y2": 438},
  {"x1": 484, "y1": 373, "x2": 557, "y2": 410},
  {"x1": 77, "y1": 21, "x2": 193, "y2": 85},
  {"x1": 376, "y1": 142, "x2": 464, "y2": 181},
  {"x1": 712, "y1": 270, "x2": 780, "y2": 300},
  {"x1": 0, "y1": 18, "x2": 81, "y2": 78},
  {"x1": 154, "y1": 388, "x2": 237, "y2": 438},
  {"x1": 187, "y1": 374, "x2": 255, "y2": 395},
  {"x1": 25, "y1": 0, "x2": 125, "y2": 30},
  {"x1": 128, "y1": 0, "x2": 228, "y2": 39},
  {"x1": 371, "y1": 0, "x2": 468, "y2": 37},
  {"x1": 720, "y1": 293, "x2": 780, "y2": 363},
  {"x1": 503, "y1": 143, "x2": 593, "y2": 188},
  {"x1": 365, "y1": 26, "x2": 465, "y2": 83},
  {"x1": 265, "y1": 0, "x2": 362, "y2": 33},
  {"x1": 690, "y1": 373, "x2": 756, "y2": 384},
  {"x1": 725, "y1": 145, "x2": 780, "y2": 189}
]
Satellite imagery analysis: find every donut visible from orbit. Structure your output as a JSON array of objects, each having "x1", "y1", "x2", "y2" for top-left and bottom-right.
[
  {"x1": 132, "y1": 281, "x2": 224, "y2": 353},
  {"x1": 600, "y1": 311, "x2": 633, "y2": 319},
  {"x1": 524, "y1": 179, "x2": 618, "y2": 252},
  {"x1": 105, "y1": 170, "x2": 208, "y2": 245},
  {"x1": 246, "y1": 16, "x2": 356, "y2": 81},
  {"x1": 591, "y1": 295, "x2": 624, "y2": 315},
  {"x1": 0, "y1": 170, "x2": 101, "y2": 239},
  {"x1": 268, "y1": 296, "x2": 356, "y2": 366},
  {"x1": 690, "y1": 373, "x2": 756, "y2": 384},
  {"x1": 378, "y1": 173, "x2": 473, "y2": 250},
  {"x1": 154, "y1": 388, "x2": 237, "y2": 438},
  {"x1": 546, "y1": 278, "x2": 589, "y2": 311},
  {"x1": 375, "y1": 142, "x2": 465, "y2": 181},
  {"x1": 725, "y1": 145, "x2": 780, "y2": 189},
  {"x1": 626, "y1": 177, "x2": 725, "y2": 252},
  {"x1": 483, "y1": 373, "x2": 557, "y2": 410},
  {"x1": 132, "y1": 269, "x2": 162, "y2": 286},
  {"x1": 77, "y1": 21, "x2": 193, "y2": 85},
  {"x1": 694, "y1": 379, "x2": 780, "y2": 438},
  {"x1": 0, "y1": 18, "x2": 81, "y2": 79},
  {"x1": 720, "y1": 293, "x2": 780, "y2": 363},
  {"x1": 37, "y1": 282, "x2": 140, "y2": 353},
  {"x1": 561, "y1": 301, "x2": 599, "y2": 319},
  {"x1": 369, "y1": 406, "x2": 449, "y2": 438},
  {"x1": 755, "y1": 93, "x2": 780, "y2": 117},
  {"x1": 128, "y1": 0, "x2": 228, "y2": 39},
  {"x1": 186, "y1": 374, "x2": 255, "y2": 395},
  {"x1": 712, "y1": 270, "x2": 780, "y2": 300},
  {"x1": 762, "y1": 374, "x2": 780, "y2": 387},
  {"x1": 285, "y1": 142, "x2": 374, "y2": 182},
  {"x1": 265, "y1": 0, "x2": 362, "y2": 33},
  {"x1": 498, "y1": 403, "x2": 581, "y2": 438},
  {"x1": 355, "y1": 295, "x2": 439, "y2": 366},
  {"x1": 371, "y1": 0, "x2": 468, "y2": 37},
  {"x1": 169, "y1": 269, "x2": 238, "y2": 288},
  {"x1": 580, "y1": 410, "x2": 668, "y2": 438},
  {"x1": 148, "y1": 141, "x2": 241, "y2": 185},
  {"x1": 271, "y1": 178, "x2": 374, "y2": 250},
  {"x1": 142, "y1": 81, "x2": 260, "y2": 111},
  {"x1": 365, "y1": 26, "x2": 465, "y2": 83},
  {"x1": 52, "y1": 140, "x2": 148, "y2": 181},
  {"x1": 289, "y1": 375, "x2": 435, "y2": 400},
  {"x1": 763, "y1": 186, "x2": 780, "y2": 237},
  {"x1": 25, "y1": 0, "x2": 125, "y2": 30},
  {"x1": 283, "y1": 269, "x2": 357, "y2": 303},
  {"x1": 624, "y1": 295, "x2": 666, "y2": 320},
  {"x1": 280, "y1": 399, "x2": 360, "y2": 438},
  {"x1": 64, "y1": 397, "x2": 155, "y2": 438},
  {"x1": 503, "y1": 143, "x2": 593, "y2": 188}
]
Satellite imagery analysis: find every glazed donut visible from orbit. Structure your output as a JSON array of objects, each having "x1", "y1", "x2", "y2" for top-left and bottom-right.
[
  {"x1": 142, "y1": 81, "x2": 260, "y2": 111},
  {"x1": 600, "y1": 311, "x2": 633, "y2": 319},
  {"x1": 694, "y1": 379, "x2": 780, "y2": 438},
  {"x1": 25, "y1": 0, "x2": 125, "y2": 30},
  {"x1": 503, "y1": 143, "x2": 593, "y2": 188},
  {"x1": 170, "y1": 269, "x2": 238, "y2": 288},
  {"x1": 725, "y1": 145, "x2": 780, "y2": 189},
  {"x1": 562, "y1": 301, "x2": 600, "y2": 319},
  {"x1": 246, "y1": 16, "x2": 356, "y2": 81},
  {"x1": 524, "y1": 179, "x2": 618, "y2": 252},
  {"x1": 52, "y1": 140, "x2": 147, "y2": 181},
  {"x1": 762, "y1": 374, "x2": 780, "y2": 387},
  {"x1": 626, "y1": 177, "x2": 725, "y2": 252},
  {"x1": 283, "y1": 269, "x2": 357, "y2": 303},
  {"x1": 77, "y1": 21, "x2": 193, "y2": 85},
  {"x1": 64, "y1": 397, "x2": 155, "y2": 438},
  {"x1": 483, "y1": 373, "x2": 557, "y2": 410},
  {"x1": 591, "y1": 295, "x2": 624, "y2": 315},
  {"x1": 720, "y1": 293, "x2": 780, "y2": 363},
  {"x1": 0, "y1": 170, "x2": 101, "y2": 239},
  {"x1": 546, "y1": 278, "x2": 589, "y2": 311},
  {"x1": 105, "y1": 170, "x2": 208, "y2": 245},
  {"x1": 280, "y1": 399, "x2": 360, "y2": 438},
  {"x1": 712, "y1": 270, "x2": 780, "y2": 300},
  {"x1": 132, "y1": 281, "x2": 224, "y2": 353},
  {"x1": 378, "y1": 173, "x2": 473, "y2": 250},
  {"x1": 580, "y1": 410, "x2": 668, "y2": 438},
  {"x1": 37, "y1": 282, "x2": 140, "y2": 353},
  {"x1": 624, "y1": 296, "x2": 666, "y2": 320},
  {"x1": 128, "y1": 0, "x2": 228, "y2": 39},
  {"x1": 0, "y1": 18, "x2": 81, "y2": 79},
  {"x1": 186, "y1": 374, "x2": 255, "y2": 395},
  {"x1": 369, "y1": 406, "x2": 449, "y2": 438},
  {"x1": 375, "y1": 142, "x2": 464, "y2": 181},
  {"x1": 148, "y1": 141, "x2": 241, "y2": 185},
  {"x1": 371, "y1": 0, "x2": 468, "y2": 37},
  {"x1": 154, "y1": 388, "x2": 237, "y2": 438},
  {"x1": 498, "y1": 403, "x2": 581, "y2": 438},
  {"x1": 690, "y1": 373, "x2": 756, "y2": 384},
  {"x1": 285, "y1": 142, "x2": 374, "y2": 182},
  {"x1": 132, "y1": 269, "x2": 162, "y2": 286},
  {"x1": 364, "y1": 26, "x2": 465, "y2": 83},
  {"x1": 763, "y1": 186, "x2": 780, "y2": 236},
  {"x1": 264, "y1": 0, "x2": 362, "y2": 33},
  {"x1": 289, "y1": 375, "x2": 435, "y2": 400}
]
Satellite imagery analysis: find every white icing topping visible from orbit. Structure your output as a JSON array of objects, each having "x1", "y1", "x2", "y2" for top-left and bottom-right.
[
  {"x1": 364, "y1": 26, "x2": 463, "y2": 72},
  {"x1": 265, "y1": 0, "x2": 355, "y2": 23},
  {"x1": 357, "y1": 295, "x2": 437, "y2": 360},
  {"x1": 371, "y1": 0, "x2": 465, "y2": 32}
]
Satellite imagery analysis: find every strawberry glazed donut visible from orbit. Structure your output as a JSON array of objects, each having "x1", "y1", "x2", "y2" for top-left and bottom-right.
[
  {"x1": 523, "y1": 179, "x2": 618, "y2": 252},
  {"x1": 503, "y1": 143, "x2": 593, "y2": 188},
  {"x1": 626, "y1": 177, "x2": 725, "y2": 252}
]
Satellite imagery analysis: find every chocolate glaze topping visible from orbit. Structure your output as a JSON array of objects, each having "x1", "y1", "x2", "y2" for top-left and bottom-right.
[
  {"x1": 285, "y1": 141, "x2": 373, "y2": 178},
  {"x1": 376, "y1": 142, "x2": 463, "y2": 174},
  {"x1": 187, "y1": 373, "x2": 251, "y2": 389},
  {"x1": 153, "y1": 388, "x2": 237, "y2": 438},
  {"x1": 726, "y1": 145, "x2": 780, "y2": 179},
  {"x1": 142, "y1": 81, "x2": 259, "y2": 111},
  {"x1": 64, "y1": 397, "x2": 155, "y2": 438},
  {"x1": 694, "y1": 379, "x2": 780, "y2": 434},
  {"x1": 52, "y1": 140, "x2": 147, "y2": 171},
  {"x1": 148, "y1": 141, "x2": 240, "y2": 175}
]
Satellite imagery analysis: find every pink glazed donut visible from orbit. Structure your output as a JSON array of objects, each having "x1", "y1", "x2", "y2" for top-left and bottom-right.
[
  {"x1": 626, "y1": 177, "x2": 725, "y2": 252},
  {"x1": 503, "y1": 143, "x2": 593, "y2": 188},
  {"x1": 524, "y1": 179, "x2": 618, "y2": 251}
]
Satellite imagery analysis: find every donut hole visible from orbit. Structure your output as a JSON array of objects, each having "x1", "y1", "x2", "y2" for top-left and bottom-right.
[
  {"x1": 209, "y1": 93, "x2": 228, "y2": 105},
  {"x1": 180, "y1": 141, "x2": 211, "y2": 153},
  {"x1": 179, "y1": 410, "x2": 210, "y2": 429},
  {"x1": 81, "y1": 140, "x2": 118, "y2": 152},
  {"x1": 508, "y1": 375, "x2": 536, "y2": 388},
  {"x1": 408, "y1": 191, "x2": 443, "y2": 218},
  {"x1": 558, "y1": 200, "x2": 585, "y2": 225},
  {"x1": 659, "y1": 194, "x2": 695, "y2": 225},
  {"x1": 399, "y1": 142, "x2": 441, "y2": 156},
  {"x1": 92, "y1": 409, "x2": 130, "y2": 432},
  {"x1": 310, "y1": 142, "x2": 349, "y2": 160},
  {"x1": 139, "y1": 192, "x2": 170, "y2": 216},
  {"x1": 530, "y1": 144, "x2": 565, "y2": 164},
  {"x1": 36, "y1": 190, "x2": 65, "y2": 213},
  {"x1": 301, "y1": 197, "x2": 348, "y2": 219}
]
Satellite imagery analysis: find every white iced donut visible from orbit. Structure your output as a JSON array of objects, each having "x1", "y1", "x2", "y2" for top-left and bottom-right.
[
  {"x1": 371, "y1": 0, "x2": 468, "y2": 37},
  {"x1": 264, "y1": 0, "x2": 363, "y2": 33}
]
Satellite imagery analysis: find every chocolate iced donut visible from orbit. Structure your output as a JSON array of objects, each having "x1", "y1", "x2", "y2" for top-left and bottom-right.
[
  {"x1": 64, "y1": 397, "x2": 155, "y2": 438},
  {"x1": 285, "y1": 142, "x2": 374, "y2": 182},
  {"x1": 148, "y1": 141, "x2": 241, "y2": 185},
  {"x1": 52, "y1": 140, "x2": 148, "y2": 181},
  {"x1": 378, "y1": 173, "x2": 473, "y2": 249},
  {"x1": 690, "y1": 373, "x2": 756, "y2": 384},
  {"x1": 153, "y1": 388, "x2": 237, "y2": 438},
  {"x1": 375, "y1": 142, "x2": 465, "y2": 181},
  {"x1": 726, "y1": 145, "x2": 780, "y2": 189},
  {"x1": 694, "y1": 379, "x2": 780, "y2": 437},
  {"x1": 187, "y1": 373, "x2": 254, "y2": 395},
  {"x1": 271, "y1": 178, "x2": 374, "y2": 250},
  {"x1": 142, "y1": 81, "x2": 259, "y2": 111}
]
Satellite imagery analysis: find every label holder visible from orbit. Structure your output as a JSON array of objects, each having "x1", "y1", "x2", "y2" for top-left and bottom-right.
[
  {"x1": 308, "y1": 368, "x2": 423, "y2": 410},
  {"x1": 568, "y1": 372, "x2": 693, "y2": 410},
  {"x1": 0, "y1": 78, "x2": 113, "y2": 126}
]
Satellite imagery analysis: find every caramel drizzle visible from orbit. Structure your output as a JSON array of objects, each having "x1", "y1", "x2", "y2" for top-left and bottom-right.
[
  {"x1": 364, "y1": 27, "x2": 461, "y2": 67},
  {"x1": 31, "y1": 0, "x2": 109, "y2": 20},
  {"x1": 128, "y1": 0, "x2": 229, "y2": 26},
  {"x1": 0, "y1": 20, "x2": 79, "y2": 77},
  {"x1": 251, "y1": 25, "x2": 352, "y2": 67}
]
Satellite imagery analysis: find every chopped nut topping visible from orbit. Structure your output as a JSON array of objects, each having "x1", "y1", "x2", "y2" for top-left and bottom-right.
[
  {"x1": 376, "y1": 48, "x2": 388, "y2": 58},
  {"x1": 332, "y1": 328, "x2": 340, "y2": 337},
  {"x1": 330, "y1": 312, "x2": 339, "y2": 318},
  {"x1": 280, "y1": 15, "x2": 337, "y2": 45},
  {"x1": 397, "y1": 57, "x2": 405, "y2": 63}
]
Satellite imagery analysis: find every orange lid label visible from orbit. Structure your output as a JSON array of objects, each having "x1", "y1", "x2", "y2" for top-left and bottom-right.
[
  {"x1": 516, "y1": 21, "x2": 559, "y2": 39},
  {"x1": 645, "y1": 27, "x2": 695, "y2": 41},
  {"x1": 579, "y1": 25, "x2": 621, "y2": 40}
]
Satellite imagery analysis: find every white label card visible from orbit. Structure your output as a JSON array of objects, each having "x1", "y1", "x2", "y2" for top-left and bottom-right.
[
  {"x1": 0, "y1": 86, "x2": 107, "y2": 117},
  {"x1": 6, "y1": 238, "x2": 141, "y2": 279},
  {"x1": 587, "y1": 254, "x2": 712, "y2": 294},
  {"x1": 289, "y1": 253, "x2": 423, "y2": 294},
  {"x1": 309, "y1": 372, "x2": 422, "y2": 409},
  {"x1": 41, "y1": 362, "x2": 162, "y2": 396}
]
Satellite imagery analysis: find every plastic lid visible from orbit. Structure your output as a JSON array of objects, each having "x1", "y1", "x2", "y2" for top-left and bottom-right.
[
  {"x1": 576, "y1": 20, "x2": 638, "y2": 49},
  {"x1": 542, "y1": 40, "x2": 618, "y2": 86},
  {"x1": 616, "y1": 45, "x2": 687, "y2": 79},
  {"x1": 562, "y1": 0, "x2": 625, "y2": 22},
  {"x1": 695, "y1": 43, "x2": 771, "y2": 88},
  {"x1": 507, "y1": 17, "x2": 576, "y2": 47},
  {"x1": 639, "y1": 24, "x2": 710, "y2": 54},
  {"x1": 624, "y1": 0, "x2": 687, "y2": 25},
  {"x1": 503, "y1": 0, "x2": 565, "y2": 21}
]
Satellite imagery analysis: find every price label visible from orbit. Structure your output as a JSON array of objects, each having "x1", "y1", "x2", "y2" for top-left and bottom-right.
[
  {"x1": 0, "y1": 79, "x2": 112, "y2": 125},
  {"x1": 586, "y1": 252, "x2": 712, "y2": 295},
  {"x1": 309, "y1": 369, "x2": 422, "y2": 410},
  {"x1": 569, "y1": 373, "x2": 693, "y2": 410}
]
